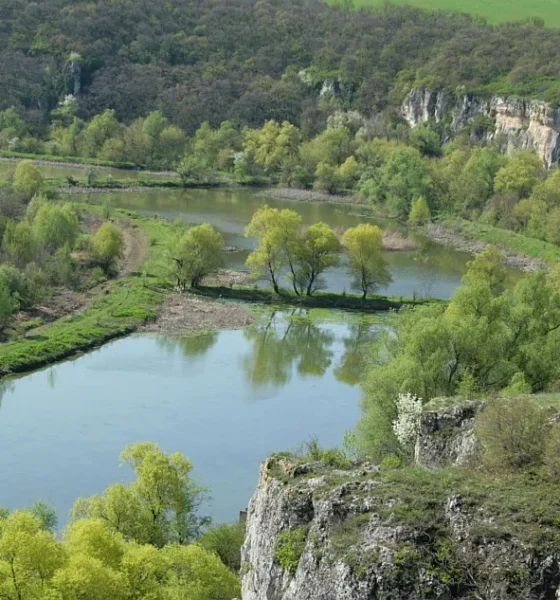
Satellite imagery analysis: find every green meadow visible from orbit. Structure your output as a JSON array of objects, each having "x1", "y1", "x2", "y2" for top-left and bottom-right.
[{"x1": 337, "y1": 0, "x2": 560, "y2": 27}]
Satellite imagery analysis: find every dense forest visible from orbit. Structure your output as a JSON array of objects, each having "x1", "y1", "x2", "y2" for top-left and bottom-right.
[{"x1": 3, "y1": 0, "x2": 560, "y2": 140}]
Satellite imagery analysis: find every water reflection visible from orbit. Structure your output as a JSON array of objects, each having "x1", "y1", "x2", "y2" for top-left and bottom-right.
[
  {"x1": 156, "y1": 332, "x2": 219, "y2": 359},
  {"x1": 333, "y1": 321, "x2": 380, "y2": 386},
  {"x1": 239, "y1": 310, "x2": 378, "y2": 390},
  {"x1": 0, "y1": 380, "x2": 15, "y2": 410}
]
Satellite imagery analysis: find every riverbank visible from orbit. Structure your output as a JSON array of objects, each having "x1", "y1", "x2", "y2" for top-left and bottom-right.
[
  {"x1": 0, "y1": 150, "x2": 138, "y2": 169},
  {"x1": 192, "y1": 285, "x2": 440, "y2": 312},
  {"x1": 425, "y1": 220, "x2": 559, "y2": 270},
  {"x1": 258, "y1": 187, "x2": 364, "y2": 205},
  {"x1": 0, "y1": 205, "x2": 441, "y2": 378}
]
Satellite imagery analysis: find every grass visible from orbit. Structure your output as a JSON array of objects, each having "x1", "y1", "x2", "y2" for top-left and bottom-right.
[
  {"x1": 49, "y1": 177, "x2": 184, "y2": 189},
  {"x1": 192, "y1": 285, "x2": 443, "y2": 312},
  {"x1": 0, "y1": 149, "x2": 138, "y2": 169},
  {"x1": 441, "y1": 217, "x2": 560, "y2": 265},
  {"x1": 336, "y1": 0, "x2": 560, "y2": 27},
  {"x1": 0, "y1": 208, "x2": 172, "y2": 377}
]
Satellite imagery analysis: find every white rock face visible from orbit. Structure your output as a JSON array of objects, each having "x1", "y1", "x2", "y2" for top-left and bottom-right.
[
  {"x1": 240, "y1": 445, "x2": 560, "y2": 600},
  {"x1": 402, "y1": 87, "x2": 560, "y2": 167}
]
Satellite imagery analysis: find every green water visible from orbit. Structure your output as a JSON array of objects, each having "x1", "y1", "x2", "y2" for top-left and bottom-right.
[
  {"x1": 81, "y1": 187, "x2": 476, "y2": 299},
  {"x1": 0, "y1": 310, "x2": 377, "y2": 524},
  {"x1": 0, "y1": 160, "x2": 178, "y2": 181}
]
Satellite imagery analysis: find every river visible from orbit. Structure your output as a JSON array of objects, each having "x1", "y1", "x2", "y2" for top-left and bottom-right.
[
  {"x1": 0, "y1": 181, "x2": 496, "y2": 526},
  {"x1": 79, "y1": 187, "x2": 475, "y2": 299},
  {"x1": 0, "y1": 310, "x2": 375, "y2": 525}
]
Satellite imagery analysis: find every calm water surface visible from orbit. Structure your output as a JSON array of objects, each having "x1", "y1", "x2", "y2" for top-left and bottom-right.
[
  {"x1": 81, "y1": 188, "x2": 475, "y2": 299},
  {"x1": 0, "y1": 310, "x2": 376, "y2": 525}
]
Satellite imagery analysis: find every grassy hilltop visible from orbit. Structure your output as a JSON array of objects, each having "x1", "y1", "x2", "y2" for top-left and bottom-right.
[{"x1": 332, "y1": 0, "x2": 560, "y2": 26}]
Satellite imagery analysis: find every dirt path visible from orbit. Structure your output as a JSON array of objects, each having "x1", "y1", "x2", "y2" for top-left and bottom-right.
[{"x1": 119, "y1": 225, "x2": 149, "y2": 277}]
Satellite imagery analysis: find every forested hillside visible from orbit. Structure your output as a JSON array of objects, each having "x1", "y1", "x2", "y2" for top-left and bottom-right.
[{"x1": 3, "y1": 0, "x2": 560, "y2": 138}]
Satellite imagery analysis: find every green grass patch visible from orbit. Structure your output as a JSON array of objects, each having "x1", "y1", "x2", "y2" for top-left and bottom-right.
[
  {"x1": 192, "y1": 285, "x2": 442, "y2": 312},
  {"x1": 48, "y1": 177, "x2": 184, "y2": 189},
  {"x1": 335, "y1": 0, "x2": 560, "y2": 27},
  {"x1": 376, "y1": 465, "x2": 560, "y2": 550},
  {"x1": 442, "y1": 218, "x2": 560, "y2": 265},
  {"x1": 0, "y1": 206, "x2": 174, "y2": 377},
  {"x1": 0, "y1": 149, "x2": 138, "y2": 169}
]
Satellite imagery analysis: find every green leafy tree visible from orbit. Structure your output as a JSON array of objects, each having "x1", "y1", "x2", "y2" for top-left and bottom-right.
[
  {"x1": 90, "y1": 223, "x2": 125, "y2": 273},
  {"x1": 32, "y1": 203, "x2": 78, "y2": 254},
  {"x1": 476, "y1": 398, "x2": 550, "y2": 470},
  {"x1": 169, "y1": 224, "x2": 224, "y2": 289},
  {"x1": 198, "y1": 522, "x2": 245, "y2": 572},
  {"x1": 0, "y1": 281, "x2": 18, "y2": 334},
  {"x1": 0, "y1": 511, "x2": 66, "y2": 600},
  {"x1": 245, "y1": 205, "x2": 302, "y2": 294},
  {"x1": 408, "y1": 196, "x2": 431, "y2": 225},
  {"x1": 71, "y1": 442, "x2": 210, "y2": 547},
  {"x1": 243, "y1": 120, "x2": 301, "y2": 176},
  {"x1": 12, "y1": 161, "x2": 43, "y2": 201},
  {"x1": 360, "y1": 147, "x2": 431, "y2": 219},
  {"x1": 176, "y1": 154, "x2": 208, "y2": 183},
  {"x1": 0, "y1": 107, "x2": 26, "y2": 138},
  {"x1": 80, "y1": 109, "x2": 121, "y2": 157},
  {"x1": 494, "y1": 150, "x2": 544, "y2": 199},
  {"x1": 313, "y1": 161, "x2": 340, "y2": 194},
  {"x1": 358, "y1": 262, "x2": 560, "y2": 460},
  {"x1": 342, "y1": 224, "x2": 391, "y2": 299},
  {"x1": 294, "y1": 222, "x2": 340, "y2": 296},
  {"x1": 2, "y1": 220, "x2": 36, "y2": 266},
  {"x1": 409, "y1": 125, "x2": 441, "y2": 157}
]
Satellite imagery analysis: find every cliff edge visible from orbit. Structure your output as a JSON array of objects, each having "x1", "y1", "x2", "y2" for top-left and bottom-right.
[{"x1": 241, "y1": 401, "x2": 560, "y2": 600}]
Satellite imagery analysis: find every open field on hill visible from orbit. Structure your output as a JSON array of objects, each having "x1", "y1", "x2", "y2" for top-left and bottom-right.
[{"x1": 336, "y1": 0, "x2": 560, "y2": 27}]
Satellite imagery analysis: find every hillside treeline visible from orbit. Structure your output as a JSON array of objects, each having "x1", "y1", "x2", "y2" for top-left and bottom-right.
[{"x1": 2, "y1": 0, "x2": 560, "y2": 138}]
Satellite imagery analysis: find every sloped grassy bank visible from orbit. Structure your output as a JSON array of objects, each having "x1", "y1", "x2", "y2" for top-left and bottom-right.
[{"x1": 0, "y1": 208, "x2": 169, "y2": 376}]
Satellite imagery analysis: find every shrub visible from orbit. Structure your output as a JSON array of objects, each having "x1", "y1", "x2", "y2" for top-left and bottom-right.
[
  {"x1": 392, "y1": 393, "x2": 423, "y2": 452},
  {"x1": 90, "y1": 222, "x2": 124, "y2": 272},
  {"x1": 275, "y1": 526, "x2": 309, "y2": 575},
  {"x1": 475, "y1": 398, "x2": 550, "y2": 470},
  {"x1": 197, "y1": 522, "x2": 245, "y2": 572}
]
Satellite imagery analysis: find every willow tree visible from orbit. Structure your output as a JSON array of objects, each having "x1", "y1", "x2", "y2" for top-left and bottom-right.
[
  {"x1": 245, "y1": 205, "x2": 302, "y2": 294},
  {"x1": 169, "y1": 223, "x2": 224, "y2": 289},
  {"x1": 294, "y1": 222, "x2": 340, "y2": 296},
  {"x1": 342, "y1": 224, "x2": 391, "y2": 299}
]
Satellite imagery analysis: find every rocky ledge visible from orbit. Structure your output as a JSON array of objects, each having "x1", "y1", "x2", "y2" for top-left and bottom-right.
[{"x1": 241, "y1": 400, "x2": 560, "y2": 600}]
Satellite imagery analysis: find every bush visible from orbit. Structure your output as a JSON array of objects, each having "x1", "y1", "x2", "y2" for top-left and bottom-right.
[
  {"x1": 198, "y1": 522, "x2": 245, "y2": 572},
  {"x1": 90, "y1": 222, "x2": 124, "y2": 272},
  {"x1": 275, "y1": 526, "x2": 309, "y2": 575},
  {"x1": 475, "y1": 398, "x2": 550, "y2": 470}
]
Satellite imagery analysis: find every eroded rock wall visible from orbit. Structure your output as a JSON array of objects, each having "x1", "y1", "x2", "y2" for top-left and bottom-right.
[{"x1": 402, "y1": 87, "x2": 560, "y2": 167}]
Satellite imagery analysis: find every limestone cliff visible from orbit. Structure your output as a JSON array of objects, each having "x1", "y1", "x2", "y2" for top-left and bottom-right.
[
  {"x1": 241, "y1": 402, "x2": 560, "y2": 600},
  {"x1": 402, "y1": 87, "x2": 560, "y2": 167}
]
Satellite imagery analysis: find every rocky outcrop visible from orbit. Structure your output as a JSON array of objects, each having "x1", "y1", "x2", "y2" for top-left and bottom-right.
[
  {"x1": 414, "y1": 399, "x2": 481, "y2": 469},
  {"x1": 241, "y1": 451, "x2": 560, "y2": 600},
  {"x1": 402, "y1": 87, "x2": 560, "y2": 167}
]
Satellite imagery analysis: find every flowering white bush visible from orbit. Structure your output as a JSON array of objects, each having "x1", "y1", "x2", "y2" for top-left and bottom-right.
[{"x1": 392, "y1": 392, "x2": 423, "y2": 450}]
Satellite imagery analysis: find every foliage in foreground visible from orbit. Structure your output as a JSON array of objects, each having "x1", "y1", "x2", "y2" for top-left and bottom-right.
[
  {"x1": 358, "y1": 246, "x2": 560, "y2": 459},
  {"x1": 0, "y1": 443, "x2": 241, "y2": 600}
]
